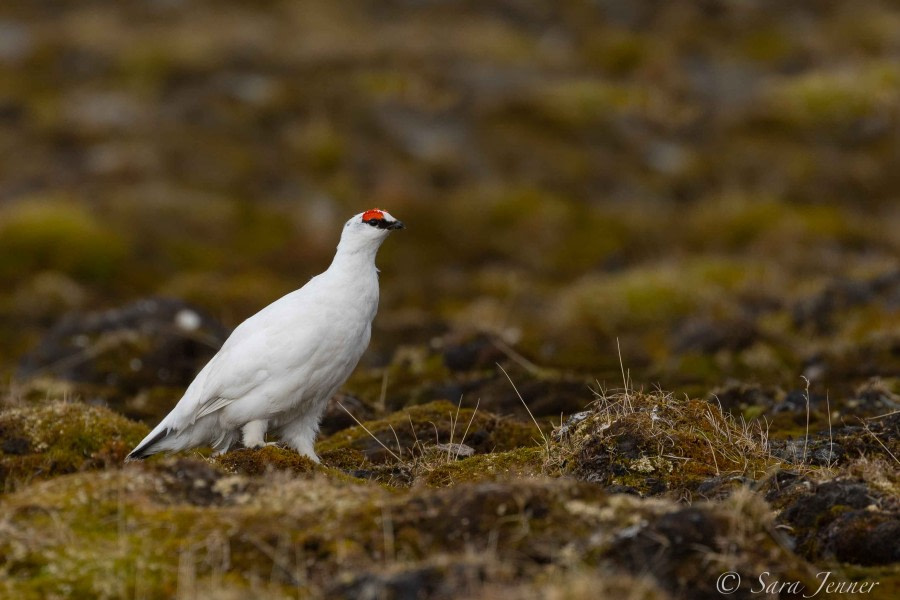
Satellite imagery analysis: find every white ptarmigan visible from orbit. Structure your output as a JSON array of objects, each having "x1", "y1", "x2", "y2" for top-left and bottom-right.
[{"x1": 127, "y1": 209, "x2": 404, "y2": 462}]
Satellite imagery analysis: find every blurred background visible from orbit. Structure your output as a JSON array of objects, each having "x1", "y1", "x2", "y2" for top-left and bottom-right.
[{"x1": 2, "y1": 0, "x2": 900, "y2": 425}]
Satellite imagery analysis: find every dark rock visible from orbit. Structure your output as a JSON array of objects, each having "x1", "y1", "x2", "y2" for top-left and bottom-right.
[
  {"x1": 645, "y1": 477, "x2": 667, "y2": 495},
  {"x1": 821, "y1": 510, "x2": 900, "y2": 566},
  {"x1": 800, "y1": 335, "x2": 900, "y2": 399},
  {"x1": 828, "y1": 413, "x2": 899, "y2": 462},
  {"x1": 614, "y1": 508, "x2": 725, "y2": 600},
  {"x1": 320, "y1": 393, "x2": 375, "y2": 436},
  {"x1": 776, "y1": 479, "x2": 900, "y2": 564},
  {"x1": 516, "y1": 377, "x2": 594, "y2": 417},
  {"x1": 793, "y1": 270, "x2": 900, "y2": 334},
  {"x1": 769, "y1": 439, "x2": 843, "y2": 466},
  {"x1": 707, "y1": 381, "x2": 779, "y2": 415},
  {"x1": 17, "y1": 297, "x2": 229, "y2": 395},
  {"x1": 852, "y1": 378, "x2": 900, "y2": 412},
  {"x1": 672, "y1": 316, "x2": 758, "y2": 353},
  {"x1": 440, "y1": 333, "x2": 504, "y2": 373},
  {"x1": 328, "y1": 563, "x2": 484, "y2": 600},
  {"x1": 780, "y1": 481, "x2": 873, "y2": 530},
  {"x1": 773, "y1": 389, "x2": 826, "y2": 413},
  {"x1": 605, "y1": 484, "x2": 640, "y2": 496},
  {"x1": 1, "y1": 435, "x2": 31, "y2": 455},
  {"x1": 453, "y1": 372, "x2": 592, "y2": 419},
  {"x1": 793, "y1": 279, "x2": 874, "y2": 333}
]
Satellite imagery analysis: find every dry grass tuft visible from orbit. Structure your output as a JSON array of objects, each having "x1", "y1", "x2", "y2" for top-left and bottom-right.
[{"x1": 550, "y1": 385, "x2": 778, "y2": 497}]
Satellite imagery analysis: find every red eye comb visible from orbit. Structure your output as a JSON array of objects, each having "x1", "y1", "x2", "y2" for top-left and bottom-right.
[{"x1": 362, "y1": 209, "x2": 385, "y2": 221}]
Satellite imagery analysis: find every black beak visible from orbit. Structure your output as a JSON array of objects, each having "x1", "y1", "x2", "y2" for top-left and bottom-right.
[{"x1": 387, "y1": 220, "x2": 405, "y2": 230}]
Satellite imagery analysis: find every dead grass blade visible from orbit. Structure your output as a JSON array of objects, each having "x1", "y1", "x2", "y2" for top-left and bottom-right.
[
  {"x1": 497, "y1": 363, "x2": 549, "y2": 455},
  {"x1": 456, "y1": 398, "x2": 480, "y2": 460},
  {"x1": 336, "y1": 400, "x2": 401, "y2": 462}
]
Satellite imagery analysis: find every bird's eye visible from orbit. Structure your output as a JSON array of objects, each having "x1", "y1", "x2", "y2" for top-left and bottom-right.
[{"x1": 368, "y1": 218, "x2": 379, "y2": 226}]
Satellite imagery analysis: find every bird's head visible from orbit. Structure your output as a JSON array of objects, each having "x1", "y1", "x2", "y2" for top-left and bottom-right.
[
  {"x1": 343, "y1": 208, "x2": 405, "y2": 239},
  {"x1": 334, "y1": 208, "x2": 404, "y2": 258}
]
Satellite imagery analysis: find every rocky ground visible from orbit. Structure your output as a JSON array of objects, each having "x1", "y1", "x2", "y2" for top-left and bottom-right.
[{"x1": 1, "y1": 1, "x2": 900, "y2": 598}]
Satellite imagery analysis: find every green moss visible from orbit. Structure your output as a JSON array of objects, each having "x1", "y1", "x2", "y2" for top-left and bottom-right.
[
  {"x1": 768, "y1": 62, "x2": 900, "y2": 130},
  {"x1": 0, "y1": 200, "x2": 129, "y2": 284},
  {"x1": 300, "y1": 120, "x2": 346, "y2": 174},
  {"x1": 161, "y1": 270, "x2": 293, "y2": 319},
  {"x1": 319, "y1": 447, "x2": 371, "y2": 471},
  {"x1": 231, "y1": 203, "x2": 295, "y2": 265},
  {"x1": 355, "y1": 70, "x2": 416, "y2": 99},
  {"x1": 343, "y1": 350, "x2": 453, "y2": 412},
  {"x1": 1, "y1": 473, "x2": 626, "y2": 598},
  {"x1": 582, "y1": 30, "x2": 650, "y2": 76},
  {"x1": 557, "y1": 257, "x2": 758, "y2": 336},
  {"x1": 529, "y1": 79, "x2": 644, "y2": 130},
  {"x1": 120, "y1": 386, "x2": 183, "y2": 423},
  {"x1": 116, "y1": 43, "x2": 178, "y2": 95},
  {"x1": 316, "y1": 400, "x2": 538, "y2": 463},
  {"x1": 668, "y1": 353, "x2": 724, "y2": 384},
  {"x1": 686, "y1": 198, "x2": 870, "y2": 256},
  {"x1": 421, "y1": 447, "x2": 546, "y2": 487},
  {"x1": 836, "y1": 565, "x2": 900, "y2": 599},
  {"x1": 214, "y1": 445, "x2": 317, "y2": 476},
  {"x1": 0, "y1": 401, "x2": 148, "y2": 491},
  {"x1": 687, "y1": 199, "x2": 791, "y2": 250},
  {"x1": 739, "y1": 27, "x2": 793, "y2": 63}
]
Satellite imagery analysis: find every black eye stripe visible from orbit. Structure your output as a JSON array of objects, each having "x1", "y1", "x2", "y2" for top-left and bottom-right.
[{"x1": 366, "y1": 218, "x2": 393, "y2": 229}]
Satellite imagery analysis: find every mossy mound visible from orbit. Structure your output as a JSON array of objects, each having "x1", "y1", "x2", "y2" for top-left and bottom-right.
[
  {"x1": 0, "y1": 466, "x2": 382, "y2": 599},
  {"x1": 0, "y1": 468, "x2": 826, "y2": 600},
  {"x1": 555, "y1": 390, "x2": 778, "y2": 497},
  {"x1": 0, "y1": 400, "x2": 148, "y2": 491},
  {"x1": 321, "y1": 443, "x2": 546, "y2": 489},
  {"x1": 214, "y1": 446, "x2": 317, "y2": 476},
  {"x1": 316, "y1": 399, "x2": 539, "y2": 463},
  {"x1": 420, "y1": 447, "x2": 547, "y2": 488},
  {"x1": 0, "y1": 199, "x2": 129, "y2": 285}
]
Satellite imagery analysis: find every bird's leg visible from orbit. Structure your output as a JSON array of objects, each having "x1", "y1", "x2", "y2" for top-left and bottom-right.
[
  {"x1": 241, "y1": 419, "x2": 269, "y2": 449},
  {"x1": 278, "y1": 416, "x2": 321, "y2": 463}
]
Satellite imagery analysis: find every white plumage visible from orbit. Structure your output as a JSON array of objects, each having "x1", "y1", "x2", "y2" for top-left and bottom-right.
[{"x1": 127, "y1": 209, "x2": 403, "y2": 462}]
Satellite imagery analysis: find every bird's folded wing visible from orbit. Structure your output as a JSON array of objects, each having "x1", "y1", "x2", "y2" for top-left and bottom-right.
[
  {"x1": 183, "y1": 308, "x2": 319, "y2": 424},
  {"x1": 193, "y1": 396, "x2": 233, "y2": 421},
  {"x1": 188, "y1": 359, "x2": 272, "y2": 423}
]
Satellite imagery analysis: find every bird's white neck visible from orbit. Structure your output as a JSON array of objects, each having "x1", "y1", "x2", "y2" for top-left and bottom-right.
[{"x1": 327, "y1": 235, "x2": 384, "y2": 275}]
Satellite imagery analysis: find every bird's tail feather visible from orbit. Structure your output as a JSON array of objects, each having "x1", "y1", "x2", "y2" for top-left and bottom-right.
[{"x1": 126, "y1": 424, "x2": 172, "y2": 461}]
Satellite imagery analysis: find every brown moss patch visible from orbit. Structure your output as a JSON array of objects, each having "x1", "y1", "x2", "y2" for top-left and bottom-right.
[
  {"x1": 214, "y1": 445, "x2": 317, "y2": 476},
  {"x1": 320, "y1": 447, "x2": 371, "y2": 471}
]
